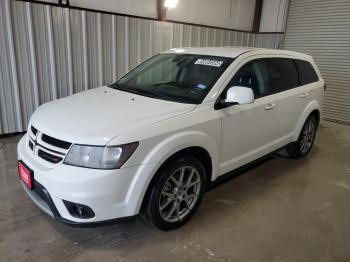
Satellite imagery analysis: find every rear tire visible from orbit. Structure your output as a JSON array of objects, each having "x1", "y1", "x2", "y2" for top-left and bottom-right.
[
  {"x1": 141, "y1": 157, "x2": 206, "y2": 231},
  {"x1": 287, "y1": 115, "x2": 317, "y2": 158}
]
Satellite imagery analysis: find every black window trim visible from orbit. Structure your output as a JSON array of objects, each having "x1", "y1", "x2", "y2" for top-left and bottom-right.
[
  {"x1": 214, "y1": 57, "x2": 269, "y2": 110},
  {"x1": 293, "y1": 58, "x2": 319, "y2": 86},
  {"x1": 293, "y1": 59, "x2": 302, "y2": 86},
  {"x1": 214, "y1": 56, "x2": 309, "y2": 110},
  {"x1": 265, "y1": 57, "x2": 300, "y2": 95}
]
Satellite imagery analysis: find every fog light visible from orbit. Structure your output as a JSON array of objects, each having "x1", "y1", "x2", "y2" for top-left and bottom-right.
[{"x1": 63, "y1": 200, "x2": 95, "y2": 219}]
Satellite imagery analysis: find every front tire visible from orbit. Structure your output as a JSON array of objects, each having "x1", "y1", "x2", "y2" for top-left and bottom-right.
[
  {"x1": 287, "y1": 115, "x2": 318, "y2": 158},
  {"x1": 141, "y1": 157, "x2": 206, "y2": 231}
]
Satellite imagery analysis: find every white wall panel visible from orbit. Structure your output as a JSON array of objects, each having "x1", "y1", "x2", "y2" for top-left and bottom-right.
[
  {"x1": 41, "y1": 0, "x2": 255, "y2": 31},
  {"x1": 64, "y1": 0, "x2": 158, "y2": 19},
  {"x1": 0, "y1": 0, "x2": 283, "y2": 135},
  {"x1": 166, "y1": 0, "x2": 256, "y2": 31},
  {"x1": 260, "y1": 0, "x2": 289, "y2": 32}
]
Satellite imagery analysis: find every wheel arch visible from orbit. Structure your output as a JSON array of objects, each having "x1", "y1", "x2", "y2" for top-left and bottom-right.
[
  {"x1": 310, "y1": 109, "x2": 321, "y2": 125},
  {"x1": 139, "y1": 146, "x2": 213, "y2": 213},
  {"x1": 124, "y1": 130, "x2": 220, "y2": 216},
  {"x1": 293, "y1": 101, "x2": 321, "y2": 141}
]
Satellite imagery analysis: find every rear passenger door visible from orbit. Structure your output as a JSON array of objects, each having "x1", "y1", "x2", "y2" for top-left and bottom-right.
[
  {"x1": 294, "y1": 59, "x2": 321, "y2": 105},
  {"x1": 265, "y1": 57, "x2": 305, "y2": 143}
]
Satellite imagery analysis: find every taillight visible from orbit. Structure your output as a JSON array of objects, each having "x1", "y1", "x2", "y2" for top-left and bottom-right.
[{"x1": 324, "y1": 83, "x2": 328, "y2": 91}]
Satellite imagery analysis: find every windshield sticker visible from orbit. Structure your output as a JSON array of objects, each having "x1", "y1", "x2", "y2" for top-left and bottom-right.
[
  {"x1": 196, "y1": 83, "x2": 207, "y2": 90},
  {"x1": 195, "y1": 59, "x2": 223, "y2": 67}
]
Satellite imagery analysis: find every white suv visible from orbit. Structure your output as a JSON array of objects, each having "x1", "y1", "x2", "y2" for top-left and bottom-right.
[{"x1": 17, "y1": 47, "x2": 324, "y2": 230}]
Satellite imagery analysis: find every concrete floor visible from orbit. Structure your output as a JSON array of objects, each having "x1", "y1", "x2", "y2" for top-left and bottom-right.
[{"x1": 0, "y1": 121, "x2": 350, "y2": 262}]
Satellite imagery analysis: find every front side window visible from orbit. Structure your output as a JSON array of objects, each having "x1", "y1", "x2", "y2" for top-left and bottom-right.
[
  {"x1": 266, "y1": 58, "x2": 299, "y2": 94},
  {"x1": 112, "y1": 54, "x2": 233, "y2": 104},
  {"x1": 226, "y1": 59, "x2": 270, "y2": 99}
]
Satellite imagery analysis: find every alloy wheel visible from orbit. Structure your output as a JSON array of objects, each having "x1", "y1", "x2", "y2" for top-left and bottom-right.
[
  {"x1": 300, "y1": 119, "x2": 316, "y2": 153},
  {"x1": 159, "y1": 166, "x2": 201, "y2": 223}
]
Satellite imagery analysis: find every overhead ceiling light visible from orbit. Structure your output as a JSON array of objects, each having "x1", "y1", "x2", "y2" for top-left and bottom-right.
[
  {"x1": 164, "y1": 0, "x2": 178, "y2": 9},
  {"x1": 58, "y1": 0, "x2": 70, "y2": 6}
]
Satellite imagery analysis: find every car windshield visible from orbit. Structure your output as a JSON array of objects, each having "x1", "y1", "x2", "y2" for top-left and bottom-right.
[{"x1": 110, "y1": 53, "x2": 234, "y2": 104}]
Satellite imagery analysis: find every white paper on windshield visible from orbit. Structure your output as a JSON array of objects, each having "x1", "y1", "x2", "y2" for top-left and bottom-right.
[{"x1": 194, "y1": 59, "x2": 223, "y2": 67}]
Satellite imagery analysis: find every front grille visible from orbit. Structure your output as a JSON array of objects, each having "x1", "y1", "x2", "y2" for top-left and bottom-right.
[
  {"x1": 28, "y1": 140, "x2": 34, "y2": 151},
  {"x1": 38, "y1": 149, "x2": 63, "y2": 164},
  {"x1": 42, "y1": 134, "x2": 72, "y2": 150},
  {"x1": 31, "y1": 125, "x2": 38, "y2": 136},
  {"x1": 27, "y1": 127, "x2": 71, "y2": 165}
]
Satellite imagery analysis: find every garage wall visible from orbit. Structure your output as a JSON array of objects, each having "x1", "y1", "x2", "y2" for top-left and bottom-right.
[
  {"x1": 58, "y1": 0, "x2": 158, "y2": 19},
  {"x1": 166, "y1": 0, "x2": 256, "y2": 32},
  {"x1": 259, "y1": 0, "x2": 289, "y2": 32},
  {"x1": 283, "y1": 0, "x2": 350, "y2": 124},
  {"x1": 40, "y1": 0, "x2": 256, "y2": 31},
  {"x1": 0, "y1": 0, "x2": 284, "y2": 135}
]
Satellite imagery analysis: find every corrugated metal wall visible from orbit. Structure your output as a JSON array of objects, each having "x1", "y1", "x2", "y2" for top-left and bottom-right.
[
  {"x1": 284, "y1": 0, "x2": 350, "y2": 124},
  {"x1": 0, "y1": 0, "x2": 284, "y2": 135}
]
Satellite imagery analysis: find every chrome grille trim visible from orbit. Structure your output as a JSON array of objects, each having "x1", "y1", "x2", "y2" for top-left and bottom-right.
[
  {"x1": 31, "y1": 125, "x2": 38, "y2": 136},
  {"x1": 29, "y1": 125, "x2": 38, "y2": 140},
  {"x1": 38, "y1": 149, "x2": 63, "y2": 164},
  {"x1": 28, "y1": 140, "x2": 34, "y2": 151},
  {"x1": 28, "y1": 125, "x2": 72, "y2": 165},
  {"x1": 37, "y1": 133, "x2": 69, "y2": 155},
  {"x1": 41, "y1": 134, "x2": 71, "y2": 149}
]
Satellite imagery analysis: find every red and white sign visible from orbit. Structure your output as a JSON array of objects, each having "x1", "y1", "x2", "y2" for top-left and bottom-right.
[{"x1": 18, "y1": 162, "x2": 32, "y2": 189}]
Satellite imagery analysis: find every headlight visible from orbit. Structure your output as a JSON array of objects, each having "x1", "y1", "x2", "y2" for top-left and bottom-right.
[{"x1": 64, "y1": 142, "x2": 139, "y2": 169}]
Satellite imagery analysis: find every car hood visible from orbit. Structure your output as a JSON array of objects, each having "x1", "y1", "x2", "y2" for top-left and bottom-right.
[{"x1": 30, "y1": 86, "x2": 195, "y2": 145}]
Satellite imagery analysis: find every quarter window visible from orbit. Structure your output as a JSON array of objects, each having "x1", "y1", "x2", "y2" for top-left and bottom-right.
[
  {"x1": 295, "y1": 59, "x2": 319, "y2": 85},
  {"x1": 266, "y1": 58, "x2": 299, "y2": 94},
  {"x1": 226, "y1": 59, "x2": 269, "y2": 98}
]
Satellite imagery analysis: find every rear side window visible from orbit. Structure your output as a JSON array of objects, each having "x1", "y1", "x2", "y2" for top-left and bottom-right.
[
  {"x1": 266, "y1": 58, "x2": 299, "y2": 94},
  {"x1": 295, "y1": 59, "x2": 319, "y2": 85}
]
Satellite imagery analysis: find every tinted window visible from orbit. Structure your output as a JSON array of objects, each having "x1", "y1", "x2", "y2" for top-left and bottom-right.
[
  {"x1": 266, "y1": 58, "x2": 299, "y2": 93},
  {"x1": 227, "y1": 59, "x2": 269, "y2": 98},
  {"x1": 295, "y1": 59, "x2": 319, "y2": 85}
]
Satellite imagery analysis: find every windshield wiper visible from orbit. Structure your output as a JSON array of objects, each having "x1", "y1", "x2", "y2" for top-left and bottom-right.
[
  {"x1": 109, "y1": 82, "x2": 125, "y2": 91},
  {"x1": 109, "y1": 83, "x2": 142, "y2": 96},
  {"x1": 109, "y1": 83, "x2": 197, "y2": 104},
  {"x1": 110, "y1": 84, "x2": 165, "y2": 99},
  {"x1": 129, "y1": 88, "x2": 195, "y2": 104},
  {"x1": 129, "y1": 88, "x2": 166, "y2": 99}
]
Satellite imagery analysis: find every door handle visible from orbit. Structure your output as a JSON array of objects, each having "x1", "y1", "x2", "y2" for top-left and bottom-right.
[
  {"x1": 300, "y1": 92, "x2": 309, "y2": 98},
  {"x1": 265, "y1": 103, "x2": 276, "y2": 110}
]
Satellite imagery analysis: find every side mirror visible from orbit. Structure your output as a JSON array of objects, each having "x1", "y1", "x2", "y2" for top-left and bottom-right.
[{"x1": 215, "y1": 86, "x2": 254, "y2": 109}]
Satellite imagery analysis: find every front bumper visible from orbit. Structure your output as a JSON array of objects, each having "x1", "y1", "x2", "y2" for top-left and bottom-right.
[{"x1": 17, "y1": 135, "x2": 157, "y2": 225}]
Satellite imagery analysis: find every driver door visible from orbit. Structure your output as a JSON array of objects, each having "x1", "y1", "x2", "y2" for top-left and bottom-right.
[{"x1": 219, "y1": 58, "x2": 278, "y2": 175}]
